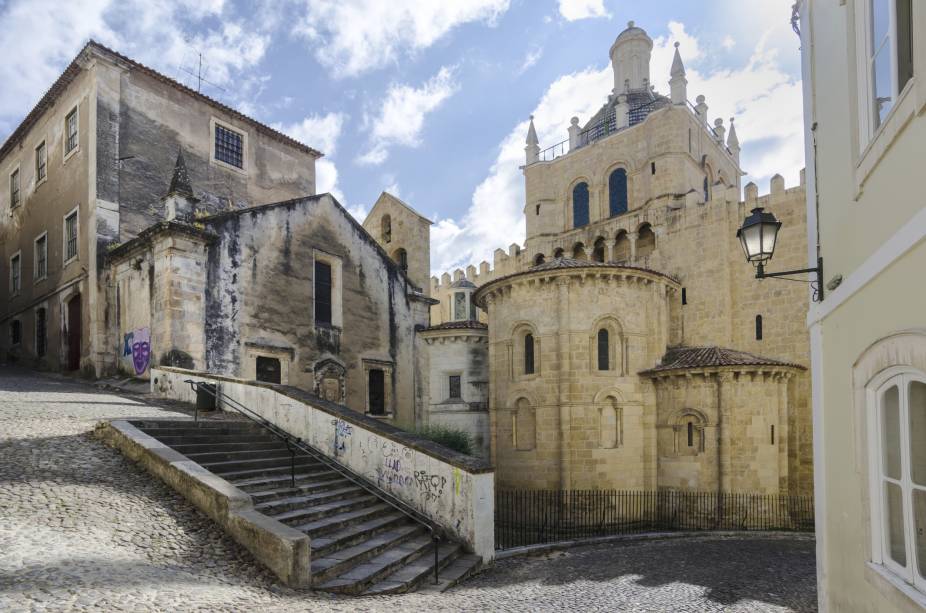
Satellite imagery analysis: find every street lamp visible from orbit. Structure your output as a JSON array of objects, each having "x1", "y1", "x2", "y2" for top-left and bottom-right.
[{"x1": 736, "y1": 207, "x2": 824, "y2": 302}]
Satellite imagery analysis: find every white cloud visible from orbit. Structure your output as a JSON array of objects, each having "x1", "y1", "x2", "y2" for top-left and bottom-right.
[
  {"x1": 358, "y1": 66, "x2": 458, "y2": 165},
  {"x1": 557, "y1": 0, "x2": 609, "y2": 21},
  {"x1": 431, "y1": 20, "x2": 804, "y2": 275},
  {"x1": 722, "y1": 35, "x2": 736, "y2": 50},
  {"x1": 518, "y1": 47, "x2": 543, "y2": 75},
  {"x1": 276, "y1": 112, "x2": 347, "y2": 155},
  {"x1": 293, "y1": 0, "x2": 510, "y2": 77},
  {"x1": 0, "y1": 0, "x2": 269, "y2": 137}
]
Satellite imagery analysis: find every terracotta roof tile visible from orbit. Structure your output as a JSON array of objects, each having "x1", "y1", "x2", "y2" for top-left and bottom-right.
[
  {"x1": 423, "y1": 320, "x2": 487, "y2": 331},
  {"x1": 640, "y1": 346, "x2": 805, "y2": 375}
]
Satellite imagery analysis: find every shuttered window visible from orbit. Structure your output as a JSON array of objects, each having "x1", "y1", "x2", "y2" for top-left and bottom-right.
[{"x1": 315, "y1": 261, "x2": 332, "y2": 325}]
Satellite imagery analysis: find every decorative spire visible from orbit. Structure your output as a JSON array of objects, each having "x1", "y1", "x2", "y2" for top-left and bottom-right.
[
  {"x1": 670, "y1": 41, "x2": 685, "y2": 77},
  {"x1": 167, "y1": 148, "x2": 194, "y2": 199},
  {"x1": 727, "y1": 117, "x2": 741, "y2": 163},
  {"x1": 669, "y1": 41, "x2": 688, "y2": 105},
  {"x1": 525, "y1": 115, "x2": 540, "y2": 165}
]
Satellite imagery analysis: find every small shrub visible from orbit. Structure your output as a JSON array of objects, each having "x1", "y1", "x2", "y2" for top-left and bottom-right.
[{"x1": 415, "y1": 424, "x2": 473, "y2": 456}]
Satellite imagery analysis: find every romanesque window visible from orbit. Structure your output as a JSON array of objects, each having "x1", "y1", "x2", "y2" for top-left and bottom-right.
[
  {"x1": 314, "y1": 260, "x2": 332, "y2": 325},
  {"x1": 214, "y1": 123, "x2": 244, "y2": 169},
  {"x1": 368, "y1": 368, "x2": 385, "y2": 415},
  {"x1": 868, "y1": 372, "x2": 926, "y2": 589},
  {"x1": 553, "y1": 248, "x2": 565, "y2": 259},
  {"x1": 682, "y1": 287, "x2": 687, "y2": 305},
  {"x1": 572, "y1": 182, "x2": 589, "y2": 228},
  {"x1": 599, "y1": 398, "x2": 622, "y2": 449},
  {"x1": 524, "y1": 333, "x2": 535, "y2": 374},
  {"x1": 513, "y1": 398, "x2": 536, "y2": 450},
  {"x1": 608, "y1": 168, "x2": 628, "y2": 217},
  {"x1": 382, "y1": 215, "x2": 392, "y2": 243},
  {"x1": 35, "y1": 308, "x2": 46, "y2": 357},
  {"x1": 687, "y1": 422, "x2": 694, "y2": 447},
  {"x1": 636, "y1": 223, "x2": 656, "y2": 259},
  {"x1": 448, "y1": 375, "x2": 462, "y2": 399},
  {"x1": 592, "y1": 238, "x2": 606, "y2": 262},
  {"x1": 572, "y1": 242, "x2": 587, "y2": 260},
  {"x1": 597, "y1": 329, "x2": 609, "y2": 371},
  {"x1": 614, "y1": 230, "x2": 630, "y2": 262},
  {"x1": 65, "y1": 106, "x2": 78, "y2": 155},
  {"x1": 10, "y1": 167, "x2": 20, "y2": 209},
  {"x1": 534, "y1": 253, "x2": 545, "y2": 266},
  {"x1": 703, "y1": 175, "x2": 710, "y2": 202},
  {"x1": 394, "y1": 248, "x2": 408, "y2": 272},
  {"x1": 755, "y1": 314, "x2": 763, "y2": 341},
  {"x1": 255, "y1": 356, "x2": 281, "y2": 384},
  {"x1": 651, "y1": 162, "x2": 656, "y2": 175},
  {"x1": 676, "y1": 411, "x2": 706, "y2": 455}
]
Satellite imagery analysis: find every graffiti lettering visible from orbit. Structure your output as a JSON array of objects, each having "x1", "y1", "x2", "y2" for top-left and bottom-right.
[
  {"x1": 384, "y1": 457, "x2": 401, "y2": 473},
  {"x1": 373, "y1": 467, "x2": 413, "y2": 488},
  {"x1": 413, "y1": 470, "x2": 447, "y2": 503}
]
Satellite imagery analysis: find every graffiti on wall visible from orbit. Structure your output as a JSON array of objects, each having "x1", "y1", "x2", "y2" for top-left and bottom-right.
[
  {"x1": 333, "y1": 418, "x2": 353, "y2": 457},
  {"x1": 414, "y1": 470, "x2": 447, "y2": 504},
  {"x1": 121, "y1": 327, "x2": 151, "y2": 375}
]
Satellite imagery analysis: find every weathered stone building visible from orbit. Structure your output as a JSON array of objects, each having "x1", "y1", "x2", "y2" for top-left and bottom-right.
[
  {"x1": 428, "y1": 22, "x2": 813, "y2": 495},
  {"x1": 0, "y1": 41, "x2": 320, "y2": 376}
]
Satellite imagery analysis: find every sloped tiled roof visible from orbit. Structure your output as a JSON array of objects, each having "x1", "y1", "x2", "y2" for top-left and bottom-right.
[
  {"x1": 640, "y1": 346, "x2": 805, "y2": 376},
  {"x1": 1, "y1": 40, "x2": 322, "y2": 162},
  {"x1": 450, "y1": 278, "x2": 477, "y2": 289}
]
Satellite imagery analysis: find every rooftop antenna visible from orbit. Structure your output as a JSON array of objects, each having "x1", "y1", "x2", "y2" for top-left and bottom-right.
[{"x1": 178, "y1": 47, "x2": 226, "y2": 95}]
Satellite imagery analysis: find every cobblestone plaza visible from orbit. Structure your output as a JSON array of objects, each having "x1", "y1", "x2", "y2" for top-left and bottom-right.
[{"x1": 0, "y1": 368, "x2": 817, "y2": 611}]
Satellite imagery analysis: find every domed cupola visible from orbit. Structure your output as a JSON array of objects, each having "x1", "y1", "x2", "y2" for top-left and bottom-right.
[{"x1": 609, "y1": 20, "x2": 654, "y2": 94}]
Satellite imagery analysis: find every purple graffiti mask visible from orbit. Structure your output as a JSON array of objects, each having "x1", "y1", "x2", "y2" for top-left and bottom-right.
[{"x1": 132, "y1": 341, "x2": 150, "y2": 374}]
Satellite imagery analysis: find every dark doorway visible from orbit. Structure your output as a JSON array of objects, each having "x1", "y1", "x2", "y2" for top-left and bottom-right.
[
  {"x1": 256, "y1": 356, "x2": 282, "y2": 384},
  {"x1": 368, "y1": 368, "x2": 385, "y2": 415},
  {"x1": 66, "y1": 295, "x2": 81, "y2": 371}
]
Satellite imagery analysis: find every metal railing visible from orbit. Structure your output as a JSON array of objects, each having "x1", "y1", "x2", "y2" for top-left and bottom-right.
[
  {"x1": 495, "y1": 489, "x2": 815, "y2": 550},
  {"x1": 186, "y1": 379, "x2": 445, "y2": 583}
]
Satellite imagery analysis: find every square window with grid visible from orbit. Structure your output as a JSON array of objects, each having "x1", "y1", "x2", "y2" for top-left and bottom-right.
[
  {"x1": 214, "y1": 124, "x2": 243, "y2": 169},
  {"x1": 65, "y1": 212, "x2": 78, "y2": 262}
]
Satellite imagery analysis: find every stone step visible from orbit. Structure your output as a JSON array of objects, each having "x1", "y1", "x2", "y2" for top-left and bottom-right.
[
  {"x1": 406, "y1": 553, "x2": 482, "y2": 595},
  {"x1": 311, "y1": 525, "x2": 426, "y2": 586},
  {"x1": 216, "y1": 461, "x2": 331, "y2": 482},
  {"x1": 314, "y1": 533, "x2": 437, "y2": 595},
  {"x1": 134, "y1": 423, "x2": 265, "y2": 437},
  {"x1": 197, "y1": 454, "x2": 321, "y2": 474},
  {"x1": 310, "y1": 512, "x2": 413, "y2": 557},
  {"x1": 228, "y1": 469, "x2": 341, "y2": 491},
  {"x1": 245, "y1": 475, "x2": 351, "y2": 502},
  {"x1": 254, "y1": 486, "x2": 367, "y2": 515},
  {"x1": 182, "y1": 447, "x2": 299, "y2": 463},
  {"x1": 143, "y1": 434, "x2": 280, "y2": 446},
  {"x1": 274, "y1": 495, "x2": 382, "y2": 526},
  {"x1": 361, "y1": 542, "x2": 465, "y2": 595},
  {"x1": 170, "y1": 441, "x2": 290, "y2": 454},
  {"x1": 291, "y1": 503, "x2": 395, "y2": 536}
]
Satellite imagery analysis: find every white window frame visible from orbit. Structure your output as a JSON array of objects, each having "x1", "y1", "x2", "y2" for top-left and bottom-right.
[
  {"x1": 9, "y1": 250, "x2": 21, "y2": 296},
  {"x1": 63, "y1": 104, "x2": 79, "y2": 162},
  {"x1": 867, "y1": 366, "x2": 926, "y2": 594},
  {"x1": 34, "y1": 231, "x2": 47, "y2": 281},
  {"x1": 63, "y1": 206, "x2": 79, "y2": 266},
  {"x1": 313, "y1": 250, "x2": 343, "y2": 328},
  {"x1": 35, "y1": 139, "x2": 47, "y2": 187},
  {"x1": 209, "y1": 117, "x2": 248, "y2": 174},
  {"x1": 855, "y1": 0, "x2": 915, "y2": 149},
  {"x1": 9, "y1": 164, "x2": 21, "y2": 210}
]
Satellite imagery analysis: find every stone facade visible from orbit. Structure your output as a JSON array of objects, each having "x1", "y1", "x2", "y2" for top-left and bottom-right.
[
  {"x1": 362, "y1": 192, "x2": 432, "y2": 294},
  {"x1": 433, "y1": 22, "x2": 812, "y2": 495}
]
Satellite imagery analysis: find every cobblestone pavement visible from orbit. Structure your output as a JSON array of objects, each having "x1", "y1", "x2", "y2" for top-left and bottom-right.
[{"x1": 0, "y1": 367, "x2": 817, "y2": 612}]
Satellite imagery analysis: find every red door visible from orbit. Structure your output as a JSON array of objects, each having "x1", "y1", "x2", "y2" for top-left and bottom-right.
[{"x1": 67, "y1": 295, "x2": 81, "y2": 371}]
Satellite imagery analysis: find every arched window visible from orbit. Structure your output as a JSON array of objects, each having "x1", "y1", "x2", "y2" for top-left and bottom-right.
[
  {"x1": 572, "y1": 242, "x2": 587, "y2": 260},
  {"x1": 597, "y1": 329, "x2": 609, "y2": 371},
  {"x1": 687, "y1": 422, "x2": 694, "y2": 447},
  {"x1": 533, "y1": 253, "x2": 545, "y2": 266},
  {"x1": 636, "y1": 223, "x2": 656, "y2": 259},
  {"x1": 381, "y1": 215, "x2": 392, "y2": 243},
  {"x1": 599, "y1": 397, "x2": 622, "y2": 449},
  {"x1": 703, "y1": 175, "x2": 710, "y2": 202},
  {"x1": 553, "y1": 248, "x2": 565, "y2": 259},
  {"x1": 592, "y1": 238, "x2": 606, "y2": 262},
  {"x1": 608, "y1": 168, "x2": 628, "y2": 217},
  {"x1": 614, "y1": 230, "x2": 630, "y2": 262},
  {"x1": 394, "y1": 248, "x2": 408, "y2": 272},
  {"x1": 524, "y1": 333, "x2": 535, "y2": 374},
  {"x1": 755, "y1": 314, "x2": 763, "y2": 340},
  {"x1": 572, "y1": 182, "x2": 589, "y2": 228}
]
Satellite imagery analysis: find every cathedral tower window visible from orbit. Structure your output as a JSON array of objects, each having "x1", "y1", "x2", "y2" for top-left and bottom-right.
[
  {"x1": 393, "y1": 248, "x2": 408, "y2": 272},
  {"x1": 756, "y1": 314, "x2": 763, "y2": 341},
  {"x1": 636, "y1": 223, "x2": 656, "y2": 259},
  {"x1": 572, "y1": 182, "x2": 589, "y2": 228},
  {"x1": 608, "y1": 168, "x2": 628, "y2": 217},
  {"x1": 592, "y1": 238, "x2": 606, "y2": 262},
  {"x1": 524, "y1": 333, "x2": 536, "y2": 374},
  {"x1": 597, "y1": 329, "x2": 610, "y2": 371}
]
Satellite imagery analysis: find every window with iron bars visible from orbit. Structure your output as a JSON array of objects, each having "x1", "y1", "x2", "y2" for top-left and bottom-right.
[{"x1": 214, "y1": 124, "x2": 243, "y2": 169}]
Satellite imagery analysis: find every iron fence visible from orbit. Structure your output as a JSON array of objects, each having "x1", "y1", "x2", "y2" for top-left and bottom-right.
[{"x1": 495, "y1": 489, "x2": 814, "y2": 550}]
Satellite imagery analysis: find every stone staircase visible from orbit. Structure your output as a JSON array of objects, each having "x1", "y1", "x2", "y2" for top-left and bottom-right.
[{"x1": 132, "y1": 420, "x2": 481, "y2": 595}]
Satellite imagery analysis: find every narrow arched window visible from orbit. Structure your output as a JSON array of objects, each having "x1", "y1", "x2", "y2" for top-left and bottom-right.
[
  {"x1": 597, "y1": 329, "x2": 609, "y2": 371},
  {"x1": 703, "y1": 176, "x2": 710, "y2": 202},
  {"x1": 534, "y1": 254, "x2": 545, "y2": 266},
  {"x1": 572, "y1": 182, "x2": 589, "y2": 228},
  {"x1": 608, "y1": 169, "x2": 628, "y2": 217},
  {"x1": 382, "y1": 215, "x2": 392, "y2": 243},
  {"x1": 755, "y1": 314, "x2": 763, "y2": 340},
  {"x1": 687, "y1": 422, "x2": 694, "y2": 447},
  {"x1": 524, "y1": 333, "x2": 535, "y2": 374},
  {"x1": 395, "y1": 248, "x2": 408, "y2": 272}
]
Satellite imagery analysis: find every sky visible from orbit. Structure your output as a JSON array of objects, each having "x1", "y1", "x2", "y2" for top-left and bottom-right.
[{"x1": 0, "y1": 0, "x2": 804, "y2": 276}]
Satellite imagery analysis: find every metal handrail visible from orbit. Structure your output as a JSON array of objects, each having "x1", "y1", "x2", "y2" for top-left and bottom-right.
[{"x1": 185, "y1": 379, "x2": 445, "y2": 584}]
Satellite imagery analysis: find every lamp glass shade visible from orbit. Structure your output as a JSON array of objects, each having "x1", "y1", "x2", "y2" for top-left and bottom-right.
[{"x1": 736, "y1": 207, "x2": 781, "y2": 264}]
